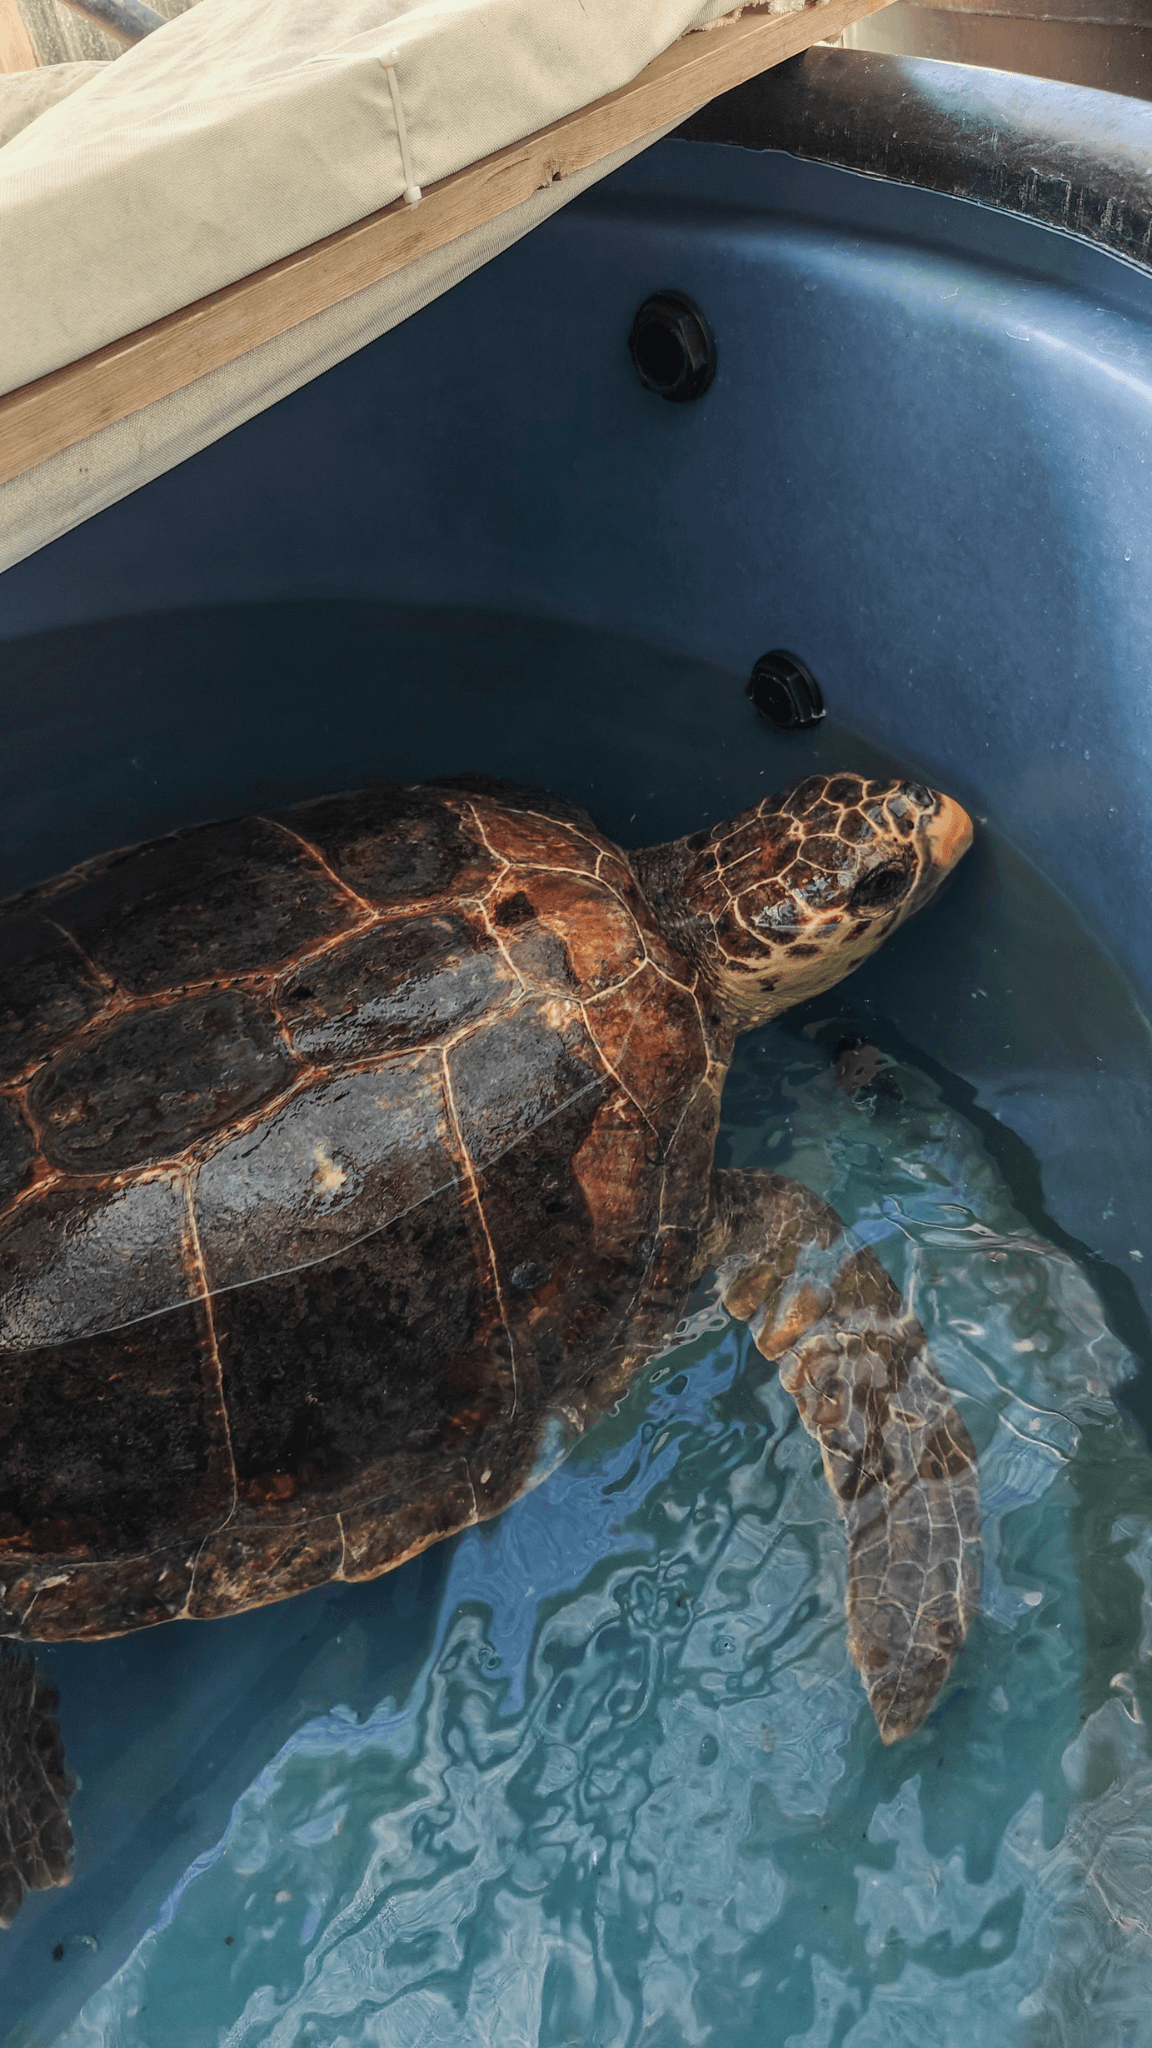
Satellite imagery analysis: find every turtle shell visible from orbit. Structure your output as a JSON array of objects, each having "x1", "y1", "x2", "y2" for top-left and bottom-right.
[{"x1": 0, "y1": 781, "x2": 720, "y2": 1642}]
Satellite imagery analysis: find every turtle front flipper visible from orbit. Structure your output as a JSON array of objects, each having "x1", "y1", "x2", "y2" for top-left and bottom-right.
[
  {"x1": 708, "y1": 1169, "x2": 980, "y2": 1743},
  {"x1": 0, "y1": 1644, "x2": 74, "y2": 1924}
]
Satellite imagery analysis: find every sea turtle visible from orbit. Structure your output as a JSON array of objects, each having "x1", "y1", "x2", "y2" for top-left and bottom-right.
[{"x1": 0, "y1": 771, "x2": 980, "y2": 1923}]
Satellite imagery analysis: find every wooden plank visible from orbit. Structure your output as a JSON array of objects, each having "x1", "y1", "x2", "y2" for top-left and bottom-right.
[
  {"x1": 0, "y1": 0, "x2": 39, "y2": 70},
  {"x1": 0, "y1": 0, "x2": 891, "y2": 485}
]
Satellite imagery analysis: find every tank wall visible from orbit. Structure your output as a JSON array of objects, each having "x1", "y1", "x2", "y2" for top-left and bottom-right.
[{"x1": 3, "y1": 138, "x2": 1152, "y2": 1004}]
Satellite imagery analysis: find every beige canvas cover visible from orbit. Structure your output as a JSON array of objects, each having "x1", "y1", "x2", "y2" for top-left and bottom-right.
[
  {"x1": 0, "y1": 0, "x2": 791, "y2": 566},
  {"x1": 0, "y1": 58, "x2": 105, "y2": 148}
]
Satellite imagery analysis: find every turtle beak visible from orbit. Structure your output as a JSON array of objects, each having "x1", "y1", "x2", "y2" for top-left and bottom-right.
[
  {"x1": 902, "y1": 792, "x2": 973, "y2": 921},
  {"x1": 924, "y1": 794, "x2": 973, "y2": 878}
]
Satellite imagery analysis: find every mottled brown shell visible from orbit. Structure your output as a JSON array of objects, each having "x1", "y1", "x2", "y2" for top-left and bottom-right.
[{"x1": 0, "y1": 781, "x2": 724, "y2": 1642}]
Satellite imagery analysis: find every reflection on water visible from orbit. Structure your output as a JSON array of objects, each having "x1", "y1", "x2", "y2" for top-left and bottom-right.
[
  {"x1": 49, "y1": 1042, "x2": 1152, "y2": 2048},
  {"x1": 2, "y1": 603, "x2": 1150, "y2": 2043}
]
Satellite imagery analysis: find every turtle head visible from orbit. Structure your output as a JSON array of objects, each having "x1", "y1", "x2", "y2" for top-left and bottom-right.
[{"x1": 634, "y1": 773, "x2": 972, "y2": 1029}]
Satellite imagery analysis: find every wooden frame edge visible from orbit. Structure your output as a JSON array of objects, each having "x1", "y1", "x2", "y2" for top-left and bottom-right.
[
  {"x1": 0, "y1": 0, "x2": 39, "y2": 73},
  {"x1": 0, "y1": 0, "x2": 892, "y2": 488}
]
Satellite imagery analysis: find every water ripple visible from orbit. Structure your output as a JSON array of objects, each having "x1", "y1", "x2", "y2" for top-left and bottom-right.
[{"x1": 56, "y1": 1047, "x2": 1152, "y2": 2048}]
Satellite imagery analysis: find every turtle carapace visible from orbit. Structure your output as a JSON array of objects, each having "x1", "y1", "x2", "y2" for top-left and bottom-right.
[{"x1": 0, "y1": 771, "x2": 979, "y2": 1922}]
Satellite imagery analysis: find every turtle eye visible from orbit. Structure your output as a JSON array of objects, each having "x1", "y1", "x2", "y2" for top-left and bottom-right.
[
  {"x1": 849, "y1": 860, "x2": 912, "y2": 913},
  {"x1": 900, "y1": 780, "x2": 934, "y2": 810}
]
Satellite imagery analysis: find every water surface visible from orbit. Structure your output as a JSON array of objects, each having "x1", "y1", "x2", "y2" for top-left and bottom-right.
[{"x1": 1, "y1": 605, "x2": 1149, "y2": 2045}]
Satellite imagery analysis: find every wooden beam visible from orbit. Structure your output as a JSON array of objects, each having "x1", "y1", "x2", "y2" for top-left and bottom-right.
[
  {"x1": 0, "y1": 0, "x2": 891, "y2": 485},
  {"x1": 0, "y1": 0, "x2": 39, "y2": 70}
]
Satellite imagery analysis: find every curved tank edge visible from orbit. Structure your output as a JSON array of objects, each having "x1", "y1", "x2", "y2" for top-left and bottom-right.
[{"x1": 676, "y1": 47, "x2": 1152, "y2": 277}]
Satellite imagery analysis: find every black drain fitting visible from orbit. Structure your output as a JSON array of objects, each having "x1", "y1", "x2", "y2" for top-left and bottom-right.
[
  {"x1": 628, "y1": 292, "x2": 716, "y2": 403},
  {"x1": 746, "y1": 651, "x2": 825, "y2": 730}
]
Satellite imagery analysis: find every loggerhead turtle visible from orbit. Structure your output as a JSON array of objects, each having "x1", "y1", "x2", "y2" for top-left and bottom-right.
[{"x1": 0, "y1": 770, "x2": 980, "y2": 1924}]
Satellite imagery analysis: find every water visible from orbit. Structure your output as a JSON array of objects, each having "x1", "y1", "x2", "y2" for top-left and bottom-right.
[{"x1": 1, "y1": 604, "x2": 1151, "y2": 2045}]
